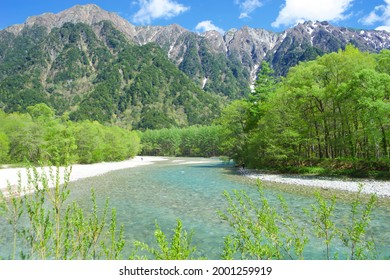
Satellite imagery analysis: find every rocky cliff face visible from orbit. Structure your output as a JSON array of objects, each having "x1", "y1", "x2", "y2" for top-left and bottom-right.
[
  {"x1": 5, "y1": 4, "x2": 138, "y2": 39},
  {"x1": 2, "y1": 4, "x2": 390, "y2": 95},
  {"x1": 268, "y1": 21, "x2": 390, "y2": 75}
]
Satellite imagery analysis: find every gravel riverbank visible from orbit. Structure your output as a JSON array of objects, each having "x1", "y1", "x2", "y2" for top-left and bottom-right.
[
  {"x1": 243, "y1": 170, "x2": 390, "y2": 197},
  {"x1": 0, "y1": 156, "x2": 168, "y2": 196},
  {"x1": 2, "y1": 157, "x2": 389, "y2": 198}
]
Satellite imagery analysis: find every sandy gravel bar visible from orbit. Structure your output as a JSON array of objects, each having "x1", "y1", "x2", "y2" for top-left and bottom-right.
[
  {"x1": 0, "y1": 156, "x2": 167, "y2": 195},
  {"x1": 244, "y1": 171, "x2": 390, "y2": 197}
]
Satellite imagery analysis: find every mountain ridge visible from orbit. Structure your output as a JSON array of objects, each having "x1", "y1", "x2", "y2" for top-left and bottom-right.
[
  {"x1": 1, "y1": 4, "x2": 389, "y2": 128},
  {"x1": 3, "y1": 4, "x2": 389, "y2": 80},
  {"x1": 0, "y1": 18, "x2": 223, "y2": 129}
]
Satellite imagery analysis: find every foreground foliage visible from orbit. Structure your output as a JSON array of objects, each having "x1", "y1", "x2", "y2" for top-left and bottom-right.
[
  {"x1": 0, "y1": 168, "x2": 380, "y2": 260},
  {"x1": 0, "y1": 167, "x2": 125, "y2": 259},
  {"x1": 134, "y1": 220, "x2": 198, "y2": 260},
  {"x1": 220, "y1": 181, "x2": 377, "y2": 260}
]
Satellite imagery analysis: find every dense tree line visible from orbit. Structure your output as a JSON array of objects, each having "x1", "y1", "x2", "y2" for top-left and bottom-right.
[
  {"x1": 139, "y1": 125, "x2": 223, "y2": 157},
  {"x1": 217, "y1": 46, "x2": 390, "y2": 172},
  {"x1": 0, "y1": 103, "x2": 140, "y2": 165}
]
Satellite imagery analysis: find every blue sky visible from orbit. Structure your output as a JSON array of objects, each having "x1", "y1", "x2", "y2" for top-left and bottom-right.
[{"x1": 1, "y1": 0, "x2": 390, "y2": 33}]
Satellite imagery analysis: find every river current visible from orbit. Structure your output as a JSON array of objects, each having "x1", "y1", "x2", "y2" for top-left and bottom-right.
[
  {"x1": 67, "y1": 158, "x2": 390, "y2": 259},
  {"x1": 1, "y1": 157, "x2": 389, "y2": 259}
]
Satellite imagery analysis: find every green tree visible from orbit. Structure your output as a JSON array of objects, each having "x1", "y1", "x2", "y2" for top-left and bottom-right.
[
  {"x1": 251, "y1": 61, "x2": 277, "y2": 104},
  {"x1": 376, "y1": 49, "x2": 390, "y2": 75},
  {"x1": 247, "y1": 45, "x2": 389, "y2": 169},
  {"x1": 0, "y1": 132, "x2": 10, "y2": 163},
  {"x1": 217, "y1": 100, "x2": 252, "y2": 166},
  {"x1": 27, "y1": 103, "x2": 55, "y2": 121}
]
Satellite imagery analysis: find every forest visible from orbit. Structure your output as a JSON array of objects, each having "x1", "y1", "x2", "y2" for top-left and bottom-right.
[
  {"x1": 0, "y1": 22, "x2": 222, "y2": 130},
  {"x1": 0, "y1": 103, "x2": 140, "y2": 165},
  {"x1": 139, "y1": 125, "x2": 223, "y2": 157},
  {"x1": 140, "y1": 46, "x2": 390, "y2": 177},
  {"x1": 0, "y1": 45, "x2": 389, "y2": 178},
  {"x1": 0, "y1": 41, "x2": 388, "y2": 262},
  {"x1": 223, "y1": 46, "x2": 389, "y2": 174}
]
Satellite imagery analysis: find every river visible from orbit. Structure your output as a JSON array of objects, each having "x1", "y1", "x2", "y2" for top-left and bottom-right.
[
  {"x1": 66, "y1": 157, "x2": 390, "y2": 259},
  {"x1": 1, "y1": 157, "x2": 389, "y2": 259}
]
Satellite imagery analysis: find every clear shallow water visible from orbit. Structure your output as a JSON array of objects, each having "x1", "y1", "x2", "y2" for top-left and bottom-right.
[
  {"x1": 1, "y1": 158, "x2": 389, "y2": 259},
  {"x1": 67, "y1": 158, "x2": 237, "y2": 259},
  {"x1": 66, "y1": 158, "x2": 390, "y2": 259}
]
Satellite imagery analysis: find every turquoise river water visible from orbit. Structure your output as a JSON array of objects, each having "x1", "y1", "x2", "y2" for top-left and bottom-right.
[{"x1": 1, "y1": 157, "x2": 389, "y2": 259}]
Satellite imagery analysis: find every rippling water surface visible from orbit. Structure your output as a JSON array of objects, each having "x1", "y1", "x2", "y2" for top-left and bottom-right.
[
  {"x1": 1, "y1": 158, "x2": 389, "y2": 259},
  {"x1": 67, "y1": 158, "x2": 390, "y2": 259}
]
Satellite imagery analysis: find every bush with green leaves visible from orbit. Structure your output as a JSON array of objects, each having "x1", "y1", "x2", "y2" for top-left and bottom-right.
[
  {"x1": 304, "y1": 184, "x2": 377, "y2": 260},
  {"x1": 220, "y1": 181, "x2": 308, "y2": 260},
  {"x1": 133, "y1": 219, "x2": 198, "y2": 260},
  {"x1": 221, "y1": 180, "x2": 378, "y2": 260},
  {"x1": 0, "y1": 167, "x2": 125, "y2": 260},
  {"x1": 0, "y1": 169, "x2": 379, "y2": 260}
]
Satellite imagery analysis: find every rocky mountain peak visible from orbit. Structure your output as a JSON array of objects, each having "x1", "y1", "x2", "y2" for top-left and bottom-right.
[
  {"x1": 225, "y1": 26, "x2": 279, "y2": 64},
  {"x1": 267, "y1": 20, "x2": 390, "y2": 76},
  {"x1": 1, "y1": 4, "x2": 389, "y2": 99},
  {"x1": 203, "y1": 30, "x2": 226, "y2": 53},
  {"x1": 26, "y1": 4, "x2": 113, "y2": 26},
  {"x1": 5, "y1": 4, "x2": 137, "y2": 38},
  {"x1": 307, "y1": 20, "x2": 388, "y2": 50}
]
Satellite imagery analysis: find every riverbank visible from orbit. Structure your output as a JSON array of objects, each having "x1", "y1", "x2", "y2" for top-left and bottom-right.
[
  {"x1": 242, "y1": 169, "x2": 390, "y2": 197},
  {"x1": 0, "y1": 156, "x2": 168, "y2": 196},
  {"x1": 2, "y1": 156, "x2": 389, "y2": 198}
]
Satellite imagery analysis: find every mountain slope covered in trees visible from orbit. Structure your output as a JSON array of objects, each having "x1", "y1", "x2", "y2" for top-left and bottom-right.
[
  {"x1": 0, "y1": 19, "x2": 222, "y2": 129},
  {"x1": 1, "y1": 4, "x2": 389, "y2": 129}
]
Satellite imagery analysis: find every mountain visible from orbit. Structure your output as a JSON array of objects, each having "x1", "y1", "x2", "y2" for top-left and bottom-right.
[
  {"x1": 0, "y1": 14, "x2": 222, "y2": 129},
  {"x1": 1, "y1": 4, "x2": 389, "y2": 127},
  {"x1": 268, "y1": 21, "x2": 390, "y2": 75}
]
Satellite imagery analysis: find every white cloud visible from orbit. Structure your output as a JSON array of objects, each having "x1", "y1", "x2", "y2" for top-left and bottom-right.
[
  {"x1": 235, "y1": 0, "x2": 263, "y2": 19},
  {"x1": 272, "y1": 0, "x2": 354, "y2": 28},
  {"x1": 132, "y1": 0, "x2": 190, "y2": 25},
  {"x1": 195, "y1": 20, "x2": 224, "y2": 33},
  {"x1": 361, "y1": 0, "x2": 390, "y2": 31},
  {"x1": 376, "y1": 25, "x2": 390, "y2": 32},
  {"x1": 362, "y1": 6, "x2": 387, "y2": 25}
]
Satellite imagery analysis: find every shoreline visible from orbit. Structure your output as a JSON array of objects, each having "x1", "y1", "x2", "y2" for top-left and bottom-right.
[
  {"x1": 2, "y1": 156, "x2": 389, "y2": 198},
  {"x1": 241, "y1": 169, "x2": 390, "y2": 198},
  {"x1": 0, "y1": 156, "x2": 168, "y2": 196}
]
